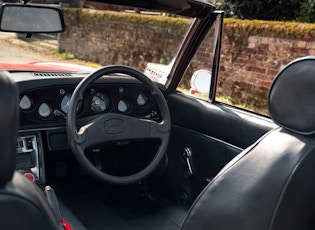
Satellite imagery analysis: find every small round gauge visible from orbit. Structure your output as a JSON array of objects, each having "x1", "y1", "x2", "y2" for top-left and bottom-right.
[
  {"x1": 61, "y1": 94, "x2": 71, "y2": 114},
  {"x1": 118, "y1": 99, "x2": 129, "y2": 113},
  {"x1": 19, "y1": 95, "x2": 32, "y2": 110},
  {"x1": 61, "y1": 94, "x2": 81, "y2": 114},
  {"x1": 137, "y1": 93, "x2": 148, "y2": 106},
  {"x1": 38, "y1": 103, "x2": 51, "y2": 118},
  {"x1": 91, "y1": 93, "x2": 109, "y2": 112}
]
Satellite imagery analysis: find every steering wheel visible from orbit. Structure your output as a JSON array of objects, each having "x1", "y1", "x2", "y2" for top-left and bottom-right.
[{"x1": 66, "y1": 65, "x2": 171, "y2": 185}]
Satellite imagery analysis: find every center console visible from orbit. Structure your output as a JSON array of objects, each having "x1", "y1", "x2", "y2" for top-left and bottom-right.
[{"x1": 16, "y1": 132, "x2": 45, "y2": 184}]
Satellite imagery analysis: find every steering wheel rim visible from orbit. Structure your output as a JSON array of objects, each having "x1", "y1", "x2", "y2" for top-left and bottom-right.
[{"x1": 66, "y1": 65, "x2": 171, "y2": 185}]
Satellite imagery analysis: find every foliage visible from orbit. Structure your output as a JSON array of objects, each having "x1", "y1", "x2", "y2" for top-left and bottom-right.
[
  {"x1": 224, "y1": 18, "x2": 315, "y2": 38},
  {"x1": 297, "y1": 0, "x2": 315, "y2": 22},
  {"x1": 210, "y1": 0, "x2": 315, "y2": 22},
  {"x1": 229, "y1": 0, "x2": 301, "y2": 20}
]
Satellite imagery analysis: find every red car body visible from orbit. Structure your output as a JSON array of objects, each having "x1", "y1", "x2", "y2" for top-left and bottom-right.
[{"x1": 0, "y1": 61, "x2": 96, "y2": 72}]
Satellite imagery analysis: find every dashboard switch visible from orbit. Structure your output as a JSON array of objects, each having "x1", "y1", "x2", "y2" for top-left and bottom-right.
[{"x1": 24, "y1": 172, "x2": 35, "y2": 181}]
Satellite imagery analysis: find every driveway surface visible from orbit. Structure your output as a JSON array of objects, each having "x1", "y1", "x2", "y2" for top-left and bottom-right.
[
  {"x1": 0, "y1": 32, "x2": 57, "y2": 64},
  {"x1": 0, "y1": 32, "x2": 100, "y2": 69}
]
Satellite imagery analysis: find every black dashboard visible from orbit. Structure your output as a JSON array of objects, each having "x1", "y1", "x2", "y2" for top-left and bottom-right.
[
  {"x1": 11, "y1": 71, "x2": 162, "y2": 185},
  {"x1": 13, "y1": 71, "x2": 161, "y2": 129}
]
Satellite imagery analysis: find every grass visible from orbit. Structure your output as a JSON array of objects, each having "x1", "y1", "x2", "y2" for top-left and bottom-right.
[
  {"x1": 217, "y1": 95, "x2": 268, "y2": 115},
  {"x1": 60, "y1": 52, "x2": 75, "y2": 60},
  {"x1": 178, "y1": 86, "x2": 268, "y2": 115}
]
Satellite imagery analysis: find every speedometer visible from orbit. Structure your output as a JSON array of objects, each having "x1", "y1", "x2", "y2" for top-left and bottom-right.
[{"x1": 91, "y1": 93, "x2": 109, "y2": 112}]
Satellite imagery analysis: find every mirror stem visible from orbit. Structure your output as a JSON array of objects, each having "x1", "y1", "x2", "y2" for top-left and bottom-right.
[{"x1": 21, "y1": 0, "x2": 31, "y2": 5}]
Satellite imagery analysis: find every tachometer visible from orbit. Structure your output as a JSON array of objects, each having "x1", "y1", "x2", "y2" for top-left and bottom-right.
[{"x1": 91, "y1": 93, "x2": 109, "y2": 112}]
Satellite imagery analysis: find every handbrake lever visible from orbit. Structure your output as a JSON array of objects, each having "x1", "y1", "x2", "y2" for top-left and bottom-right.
[{"x1": 45, "y1": 186, "x2": 64, "y2": 230}]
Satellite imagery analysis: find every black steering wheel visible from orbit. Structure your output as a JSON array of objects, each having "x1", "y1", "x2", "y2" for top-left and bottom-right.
[{"x1": 66, "y1": 65, "x2": 171, "y2": 185}]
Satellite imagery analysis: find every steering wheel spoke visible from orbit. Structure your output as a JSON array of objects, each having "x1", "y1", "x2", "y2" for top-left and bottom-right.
[
  {"x1": 148, "y1": 120, "x2": 170, "y2": 139},
  {"x1": 75, "y1": 122, "x2": 99, "y2": 150},
  {"x1": 79, "y1": 113, "x2": 167, "y2": 145}
]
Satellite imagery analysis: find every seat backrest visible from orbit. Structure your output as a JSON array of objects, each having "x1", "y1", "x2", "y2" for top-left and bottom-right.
[
  {"x1": 181, "y1": 56, "x2": 315, "y2": 230},
  {"x1": 0, "y1": 71, "x2": 59, "y2": 230},
  {"x1": 0, "y1": 71, "x2": 18, "y2": 186}
]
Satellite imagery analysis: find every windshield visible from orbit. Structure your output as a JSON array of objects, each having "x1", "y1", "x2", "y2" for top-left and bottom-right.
[{"x1": 0, "y1": 5, "x2": 194, "y2": 85}]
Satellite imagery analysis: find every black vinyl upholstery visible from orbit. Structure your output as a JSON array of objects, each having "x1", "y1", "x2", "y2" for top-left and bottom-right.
[
  {"x1": 181, "y1": 128, "x2": 315, "y2": 229},
  {"x1": 180, "y1": 56, "x2": 315, "y2": 229},
  {"x1": 269, "y1": 56, "x2": 315, "y2": 135},
  {"x1": 0, "y1": 71, "x2": 59, "y2": 230},
  {"x1": 116, "y1": 57, "x2": 315, "y2": 230},
  {"x1": 0, "y1": 71, "x2": 18, "y2": 186}
]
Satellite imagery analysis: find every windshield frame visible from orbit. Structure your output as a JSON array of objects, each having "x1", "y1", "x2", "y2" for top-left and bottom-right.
[{"x1": 165, "y1": 11, "x2": 222, "y2": 95}]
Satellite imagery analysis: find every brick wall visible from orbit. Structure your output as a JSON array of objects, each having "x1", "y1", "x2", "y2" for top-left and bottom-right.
[
  {"x1": 59, "y1": 9, "x2": 190, "y2": 70},
  {"x1": 218, "y1": 20, "x2": 315, "y2": 113},
  {"x1": 59, "y1": 9, "x2": 315, "y2": 113}
]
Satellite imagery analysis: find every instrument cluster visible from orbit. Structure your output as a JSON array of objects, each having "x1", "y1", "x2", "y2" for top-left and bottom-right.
[{"x1": 19, "y1": 84, "x2": 156, "y2": 125}]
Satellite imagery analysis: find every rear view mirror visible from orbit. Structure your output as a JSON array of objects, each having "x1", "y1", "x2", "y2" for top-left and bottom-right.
[{"x1": 0, "y1": 4, "x2": 65, "y2": 33}]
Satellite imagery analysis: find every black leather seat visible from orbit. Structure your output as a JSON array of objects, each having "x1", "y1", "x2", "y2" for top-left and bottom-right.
[
  {"x1": 0, "y1": 71, "x2": 86, "y2": 230},
  {"x1": 0, "y1": 71, "x2": 60, "y2": 229},
  {"x1": 180, "y1": 56, "x2": 315, "y2": 229},
  {"x1": 122, "y1": 56, "x2": 315, "y2": 230}
]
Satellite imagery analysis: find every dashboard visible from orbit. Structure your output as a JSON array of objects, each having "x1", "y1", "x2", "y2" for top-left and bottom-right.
[
  {"x1": 13, "y1": 71, "x2": 161, "y2": 128},
  {"x1": 11, "y1": 71, "x2": 162, "y2": 185}
]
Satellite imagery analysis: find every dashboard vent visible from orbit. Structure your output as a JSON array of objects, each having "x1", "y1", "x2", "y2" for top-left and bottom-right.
[{"x1": 33, "y1": 72, "x2": 73, "y2": 77}]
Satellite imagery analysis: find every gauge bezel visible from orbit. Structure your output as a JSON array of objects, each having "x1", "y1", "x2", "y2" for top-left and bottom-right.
[
  {"x1": 38, "y1": 102, "x2": 52, "y2": 118},
  {"x1": 117, "y1": 99, "x2": 130, "y2": 113},
  {"x1": 20, "y1": 94, "x2": 33, "y2": 111},
  {"x1": 61, "y1": 93, "x2": 82, "y2": 114},
  {"x1": 136, "y1": 92, "x2": 149, "y2": 106},
  {"x1": 91, "y1": 92, "x2": 110, "y2": 113}
]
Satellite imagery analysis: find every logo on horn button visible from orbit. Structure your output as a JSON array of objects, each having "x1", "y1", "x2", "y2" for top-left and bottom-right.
[{"x1": 104, "y1": 119, "x2": 125, "y2": 134}]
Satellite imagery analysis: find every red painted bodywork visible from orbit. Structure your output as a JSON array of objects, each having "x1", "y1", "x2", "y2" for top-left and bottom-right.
[{"x1": 0, "y1": 62, "x2": 97, "y2": 72}]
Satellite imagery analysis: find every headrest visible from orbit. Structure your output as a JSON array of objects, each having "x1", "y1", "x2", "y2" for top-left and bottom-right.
[
  {"x1": 268, "y1": 56, "x2": 315, "y2": 135},
  {"x1": 0, "y1": 71, "x2": 19, "y2": 187}
]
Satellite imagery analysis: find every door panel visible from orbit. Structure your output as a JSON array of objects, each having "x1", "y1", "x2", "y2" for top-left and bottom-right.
[
  {"x1": 167, "y1": 93, "x2": 276, "y2": 149},
  {"x1": 156, "y1": 92, "x2": 277, "y2": 204}
]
